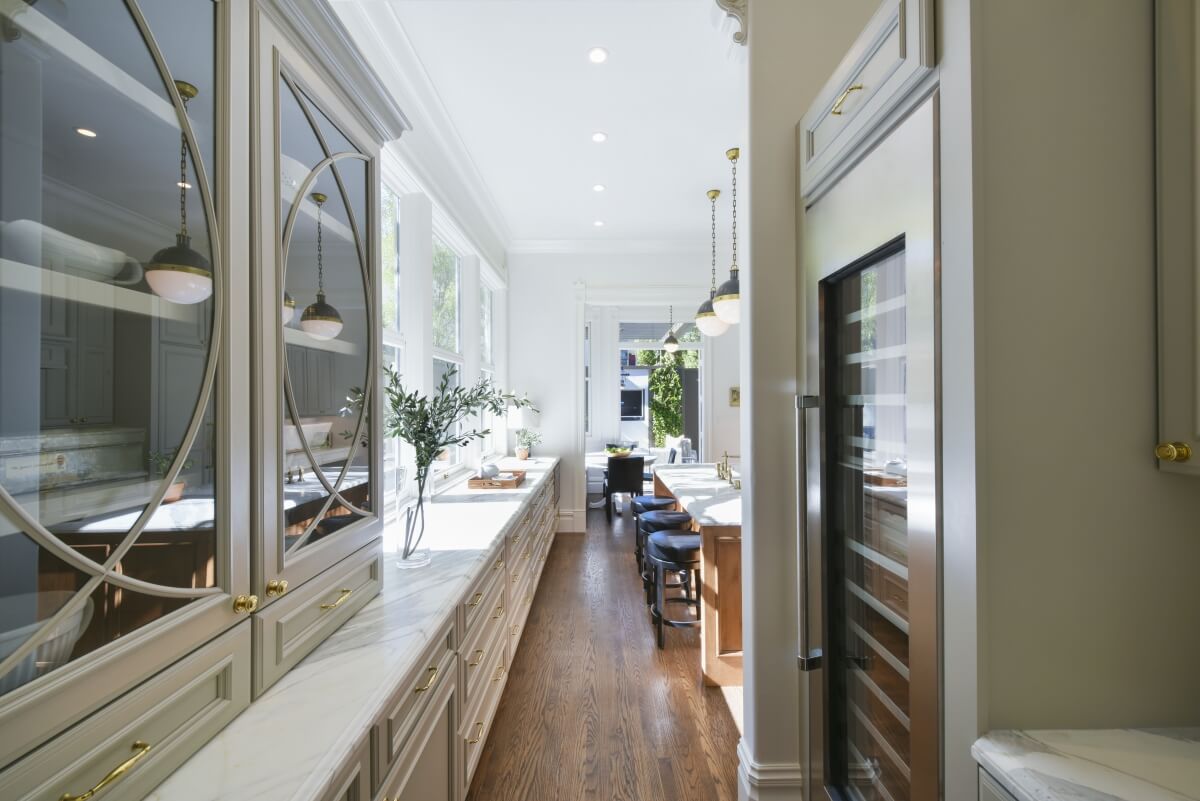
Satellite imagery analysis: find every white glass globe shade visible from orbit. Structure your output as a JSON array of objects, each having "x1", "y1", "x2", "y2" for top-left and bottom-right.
[
  {"x1": 713, "y1": 294, "x2": 741, "y2": 325},
  {"x1": 695, "y1": 312, "x2": 730, "y2": 337},
  {"x1": 145, "y1": 269, "x2": 212, "y2": 304},
  {"x1": 300, "y1": 317, "x2": 343, "y2": 341}
]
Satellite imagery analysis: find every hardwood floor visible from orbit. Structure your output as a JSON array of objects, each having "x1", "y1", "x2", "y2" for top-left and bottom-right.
[{"x1": 466, "y1": 506, "x2": 741, "y2": 801}]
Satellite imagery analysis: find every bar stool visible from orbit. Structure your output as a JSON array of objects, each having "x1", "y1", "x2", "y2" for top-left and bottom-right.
[
  {"x1": 638, "y1": 509, "x2": 692, "y2": 602},
  {"x1": 645, "y1": 529, "x2": 701, "y2": 648},
  {"x1": 631, "y1": 496, "x2": 677, "y2": 565}
]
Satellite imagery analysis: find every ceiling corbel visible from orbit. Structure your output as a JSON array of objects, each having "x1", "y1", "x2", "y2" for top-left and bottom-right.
[{"x1": 714, "y1": 0, "x2": 747, "y2": 45}]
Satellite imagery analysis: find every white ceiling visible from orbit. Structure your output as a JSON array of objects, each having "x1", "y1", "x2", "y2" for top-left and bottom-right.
[{"x1": 341, "y1": 0, "x2": 746, "y2": 247}]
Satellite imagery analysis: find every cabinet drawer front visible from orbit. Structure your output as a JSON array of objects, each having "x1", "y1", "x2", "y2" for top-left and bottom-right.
[
  {"x1": 377, "y1": 619, "x2": 456, "y2": 784},
  {"x1": 461, "y1": 647, "x2": 508, "y2": 790},
  {"x1": 979, "y1": 768, "x2": 1019, "y2": 801},
  {"x1": 378, "y1": 672, "x2": 456, "y2": 801},
  {"x1": 462, "y1": 615, "x2": 508, "y2": 717},
  {"x1": 254, "y1": 544, "x2": 381, "y2": 694},
  {"x1": 319, "y1": 739, "x2": 370, "y2": 801},
  {"x1": 462, "y1": 548, "x2": 505, "y2": 637},
  {"x1": 2, "y1": 623, "x2": 251, "y2": 801}
]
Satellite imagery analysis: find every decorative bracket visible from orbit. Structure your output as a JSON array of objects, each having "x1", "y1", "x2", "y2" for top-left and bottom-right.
[{"x1": 715, "y1": 0, "x2": 748, "y2": 45}]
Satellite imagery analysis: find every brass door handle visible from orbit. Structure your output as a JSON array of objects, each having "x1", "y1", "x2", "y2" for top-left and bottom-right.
[
  {"x1": 492, "y1": 605, "x2": 505, "y2": 620},
  {"x1": 320, "y1": 588, "x2": 353, "y2": 610},
  {"x1": 413, "y1": 665, "x2": 439, "y2": 693},
  {"x1": 467, "y1": 649, "x2": 485, "y2": 667},
  {"x1": 467, "y1": 592, "x2": 484, "y2": 608},
  {"x1": 467, "y1": 722, "x2": 485, "y2": 745},
  {"x1": 831, "y1": 83, "x2": 864, "y2": 116},
  {"x1": 59, "y1": 740, "x2": 152, "y2": 801},
  {"x1": 232, "y1": 595, "x2": 258, "y2": 614},
  {"x1": 1156, "y1": 442, "x2": 1193, "y2": 462},
  {"x1": 265, "y1": 579, "x2": 288, "y2": 598}
]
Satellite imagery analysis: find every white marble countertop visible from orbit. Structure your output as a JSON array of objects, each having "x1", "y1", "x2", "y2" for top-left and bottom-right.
[
  {"x1": 653, "y1": 464, "x2": 742, "y2": 527},
  {"x1": 974, "y1": 728, "x2": 1200, "y2": 801},
  {"x1": 147, "y1": 457, "x2": 559, "y2": 801}
]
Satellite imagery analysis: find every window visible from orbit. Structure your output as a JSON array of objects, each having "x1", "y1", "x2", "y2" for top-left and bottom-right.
[
  {"x1": 432, "y1": 356, "x2": 462, "y2": 471},
  {"x1": 480, "y1": 284, "x2": 494, "y2": 367},
  {"x1": 480, "y1": 367, "x2": 497, "y2": 456},
  {"x1": 382, "y1": 188, "x2": 400, "y2": 333},
  {"x1": 583, "y1": 322, "x2": 592, "y2": 435},
  {"x1": 432, "y1": 238, "x2": 460, "y2": 353}
]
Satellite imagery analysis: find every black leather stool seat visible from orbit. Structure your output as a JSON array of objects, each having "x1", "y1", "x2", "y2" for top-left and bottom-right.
[
  {"x1": 647, "y1": 530, "x2": 701, "y2": 563},
  {"x1": 639, "y1": 509, "x2": 692, "y2": 534},
  {"x1": 632, "y1": 495, "x2": 676, "y2": 515}
]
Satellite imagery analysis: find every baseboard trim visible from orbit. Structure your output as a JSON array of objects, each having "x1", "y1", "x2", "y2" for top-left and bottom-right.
[
  {"x1": 737, "y1": 740, "x2": 805, "y2": 801},
  {"x1": 556, "y1": 508, "x2": 585, "y2": 533}
]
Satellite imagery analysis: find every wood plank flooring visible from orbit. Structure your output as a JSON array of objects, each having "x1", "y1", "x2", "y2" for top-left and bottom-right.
[{"x1": 466, "y1": 506, "x2": 741, "y2": 801}]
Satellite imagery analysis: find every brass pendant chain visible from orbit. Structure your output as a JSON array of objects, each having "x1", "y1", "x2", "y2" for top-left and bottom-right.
[
  {"x1": 710, "y1": 193, "x2": 718, "y2": 292},
  {"x1": 178, "y1": 97, "x2": 189, "y2": 237},
  {"x1": 316, "y1": 201, "x2": 325, "y2": 294},
  {"x1": 730, "y1": 153, "x2": 738, "y2": 275}
]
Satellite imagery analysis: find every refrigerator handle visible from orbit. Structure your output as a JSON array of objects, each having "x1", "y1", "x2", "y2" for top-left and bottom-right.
[{"x1": 796, "y1": 394, "x2": 823, "y2": 672}]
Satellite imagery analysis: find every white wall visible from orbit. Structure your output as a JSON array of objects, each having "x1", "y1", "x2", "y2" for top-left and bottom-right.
[{"x1": 507, "y1": 248, "x2": 738, "y2": 531}]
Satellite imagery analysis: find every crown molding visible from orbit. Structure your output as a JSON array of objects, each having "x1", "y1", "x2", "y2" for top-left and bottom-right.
[
  {"x1": 714, "y1": 0, "x2": 748, "y2": 46},
  {"x1": 330, "y1": 1, "x2": 511, "y2": 270},
  {"x1": 507, "y1": 239, "x2": 708, "y2": 257}
]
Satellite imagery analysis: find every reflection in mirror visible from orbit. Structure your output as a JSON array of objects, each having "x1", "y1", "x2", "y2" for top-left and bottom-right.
[
  {"x1": 0, "y1": 0, "x2": 219, "y2": 695},
  {"x1": 279, "y1": 78, "x2": 372, "y2": 555}
]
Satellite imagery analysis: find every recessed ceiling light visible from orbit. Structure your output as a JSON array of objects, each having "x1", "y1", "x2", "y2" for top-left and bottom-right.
[
  {"x1": 75, "y1": 127, "x2": 97, "y2": 138},
  {"x1": 592, "y1": 184, "x2": 606, "y2": 193},
  {"x1": 588, "y1": 47, "x2": 608, "y2": 64},
  {"x1": 177, "y1": 181, "x2": 193, "y2": 189},
  {"x1": 593, "y1": 220, "x2": 605, "y2": 227},
  {"x1": 591, "y1": 131, "x2": 607, "y2": 143}
]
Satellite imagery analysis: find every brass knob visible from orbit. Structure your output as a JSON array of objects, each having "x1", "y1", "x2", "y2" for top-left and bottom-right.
[
  {"x1": 1156, "y1": 442, "x2": 1193, "y2": 463},
  {"x1": 232, "y1": 594, "x2": 259, "y2": 614},
  {"x1": 265, "y1": 579, "x2": 288, "y2": 598}
]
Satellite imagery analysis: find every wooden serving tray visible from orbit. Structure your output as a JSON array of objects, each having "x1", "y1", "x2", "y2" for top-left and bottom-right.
[{"x1": 468, "y1": 470, "x2": 526, "y2": 490}]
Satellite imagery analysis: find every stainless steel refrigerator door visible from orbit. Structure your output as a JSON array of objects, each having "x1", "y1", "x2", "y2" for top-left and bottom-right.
[{"x1": 800, "y1": 94, "x2": 940, "y2": 801}]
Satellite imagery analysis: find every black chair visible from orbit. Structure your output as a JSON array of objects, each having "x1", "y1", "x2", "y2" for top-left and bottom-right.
[
  {"x1": 643, "y1": 447, "x2": 677, "y2": 483},
  {"x1": 646, "y1": 529, "x2": 702, "y2": 648},
  {"x1": 603, "y1": 455, "x2": 644, "y2": 523}
]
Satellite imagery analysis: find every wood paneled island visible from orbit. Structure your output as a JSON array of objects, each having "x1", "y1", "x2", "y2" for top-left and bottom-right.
[{"x1": 652, "y1": 465, "x2": 743, "y2": 686}]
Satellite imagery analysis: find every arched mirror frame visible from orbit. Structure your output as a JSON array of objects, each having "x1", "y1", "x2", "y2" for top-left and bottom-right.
[
  {"x1": 254, "y1": 45, "x2": 382, "y2": 598},
  {"x1": 0, "y1": 0, "x2": 250, "y2": 768}
]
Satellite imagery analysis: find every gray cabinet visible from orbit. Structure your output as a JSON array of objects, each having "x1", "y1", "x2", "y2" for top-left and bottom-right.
[
  {"x1": 1155, "y1": 0, "x2": 1200, "y2": 477},
  {"x1": 979, "y1": 768, "x2": 1019, "y2": 801}
]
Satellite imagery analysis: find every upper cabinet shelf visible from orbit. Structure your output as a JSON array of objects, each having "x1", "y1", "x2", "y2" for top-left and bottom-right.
[{"x1": 1155, "y1": 0, "x2": 1200, "y2": 477}]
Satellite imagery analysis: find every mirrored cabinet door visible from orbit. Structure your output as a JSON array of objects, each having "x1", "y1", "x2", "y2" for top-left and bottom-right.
[
  {"x1": 254, "y1": 14, "x2": 380, "y2": 602},
  {"x1": 0, "y1": 0, "x2": 247, "y2": 769}
]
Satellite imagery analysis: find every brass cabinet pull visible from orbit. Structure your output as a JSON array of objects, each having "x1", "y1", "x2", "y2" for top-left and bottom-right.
[
  {"x1": 320, "y1": 588, "x2": 353, "y2": 610},
  {"x1": 413, "y1": 665, "x2": 439, "y2": 693},
  {"x1": 467, "y1": 722, "x2": 485, "y2": 745},
  {"x1": 232, "y1": 595, "x2": 258, "y2": 614},
  {"x1": 491, "y1": 664, "x2": 505, "y2": 683},
  {"x1": 522, "y1": 548, "x2": 531, "y2": 560},
  {"x1": 494, "y1": 559, "x2": 505, "y2": 571},
  {"x1": 265, "y1": 579, "x2": 288, "y2": 598},
  {"x1": 491, "y1": 605, "x2": 505, "y2": 620},
  {"x1": 467, "y1": 649, "x2": 485, "y2": 667},
  {"x1": 512, "y1": 533, "x2": 522, "y2": 545},
  {"x1": 1156, "y1": 441, "x2": 1193, "y2": 462},
  {"x1": 59, "y1": 740, "x2": 152, "y2": 801},
  {"x1": 831, "y1": 83, "x2": 864, "y2": 116},
  {"x1": 511, "y1": 624, "x2": 518, "y2": 636},
  {"x1": 511, "y1": 573, "x2": 519, "y2": 584},
  {"x1": 467, "y1": 592, "x2": 484, "y2": 608}
]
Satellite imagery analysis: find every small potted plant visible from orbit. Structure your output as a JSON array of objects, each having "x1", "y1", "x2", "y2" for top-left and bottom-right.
[
  {"x1": 515, "y1": 428, "x2": 541, "y2": 461},
  {"x1": 385, "y1": 366, "x2": 535, "y2": 567},
  {"x1": 148, "y1": 449, "x2": 194, "y2": 503}
]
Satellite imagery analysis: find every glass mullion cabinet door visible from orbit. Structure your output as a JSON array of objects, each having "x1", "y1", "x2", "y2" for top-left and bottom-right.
[
  {"x1": 0, "y1": 0, "x2": 249, "y2": 770},
  {"x1": 252, "y1": 12, "x2": 381, "y2": 606}
]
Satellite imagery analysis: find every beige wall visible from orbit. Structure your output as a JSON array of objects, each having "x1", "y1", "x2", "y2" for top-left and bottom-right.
[
  {"x1": 970, "y1": 0, "x2": 1200, "y2": 728},
  {"x1": 740, "y1": 0, "x2": 880, "y2": 796}
]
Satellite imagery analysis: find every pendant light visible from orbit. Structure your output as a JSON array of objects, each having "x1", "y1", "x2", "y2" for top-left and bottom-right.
[
  {"x1": 146, "y1": 81, "x2": 213, "y2": 305},
  {"x1": 695, "y1": 188, "x2": 730, "y2": 337},
  {"x1": 299, "y1": 192, "x2": 343, "y2": 340},
  {"x1": 663, "y1": 305, "x2": 680, "y2": 353},
  {"x1": 713, "y1": 147, "x2": 741, "y2": 325},
  {"x1": 282, "y1": 291, "x2": 296, "y2": 324}
]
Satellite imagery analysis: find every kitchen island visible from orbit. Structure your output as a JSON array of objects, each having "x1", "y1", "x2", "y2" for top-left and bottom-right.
[
  {"x1": 652, "y1": 464, "x2": 742, "y2": 686},
  {"x1": 974, "y1": 728, "x2": 1200, "y2": 801}
]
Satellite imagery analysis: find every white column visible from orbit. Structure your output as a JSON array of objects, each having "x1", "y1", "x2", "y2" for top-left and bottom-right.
[
  {"x1": 459, "y1": 254, "x2": 482, "y2": 467},
  {"x1": 398, "y1": 193, "x2": 432, "y2": 397}
]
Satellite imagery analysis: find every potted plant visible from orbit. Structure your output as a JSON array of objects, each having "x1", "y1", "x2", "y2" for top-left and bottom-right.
[
  {"x1": 385, "y1": 366, "x2": 534, "y2": 567},
  {"x1": 148, "y1": 449, "x2": 194, "y2": 503},
  {"x1": 515, "y1": 428, "x2": 541, "y2": 461}
]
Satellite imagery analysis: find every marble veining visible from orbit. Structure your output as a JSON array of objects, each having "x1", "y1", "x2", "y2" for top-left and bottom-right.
[
  {"x1": 654, "y1": 464, "x2": 742, "y2": 527},
  {"x1": 146, "y1": 458, "x2": 558, "y2": 801},
  {"x1": 974, "y1": 729, "x2": 1200, "y2": 801}
]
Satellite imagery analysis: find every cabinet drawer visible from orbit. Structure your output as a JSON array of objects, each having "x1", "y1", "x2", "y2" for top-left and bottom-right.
[
  {"x1": 377, "y1": 669, "x2": 457, "y2": 801},
  {"x1": 807, "y1": 22, "x2": 902, "y2": 160},
  {"x1": 461, "y1": 645, "x2": 508, "y2": 790},
  {"x1": 2, "y1": 622, "x2": 251, "y2": 801},
  {"x1": 319, "y1": 739, "x2": 370, "y2": 801},
  {"x1": 979, "y1": 768, "x2": 1019, "y2": 801},
  {"x1": 254, "y1": 543, "x2": 382, "y2": 694},
  {"x1": 461, "y1": 547, "x2": 505, "y2": 639},
  {"x1": 462, "y1": 615, "x2": 508, "y2": 718},
  {"x1": 375, "y1": 618, "x2": 456, "y2": 789}
]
